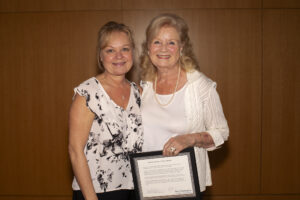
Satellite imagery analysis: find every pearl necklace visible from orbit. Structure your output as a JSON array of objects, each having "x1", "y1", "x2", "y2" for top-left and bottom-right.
[{"x1": 154, "y1": 66, "x2": 181, "y2": 107}]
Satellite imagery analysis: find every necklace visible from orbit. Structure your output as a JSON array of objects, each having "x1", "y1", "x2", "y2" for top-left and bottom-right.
[
  {"x1": 118, "y1": 82, "x2": 128, "y2": 101},
  {"x1": 154, "y1": 66, "x2": 181, "y2": 107},
  {"x1": 107, "y1": 79, "x2": 128, "y2": 102}
]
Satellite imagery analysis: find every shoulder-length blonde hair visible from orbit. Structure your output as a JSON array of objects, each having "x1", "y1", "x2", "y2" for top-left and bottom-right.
[{"x1": 140, "y1": 13, "x2": 199, "y2": 81}]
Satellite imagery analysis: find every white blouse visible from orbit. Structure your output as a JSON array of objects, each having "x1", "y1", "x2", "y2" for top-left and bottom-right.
[
  {"x1": 142, "y1": 84, "x2": 188, "y2": 152},
  {"x1": 71, "y1": 77, "x2": 143, "y2": 193}
]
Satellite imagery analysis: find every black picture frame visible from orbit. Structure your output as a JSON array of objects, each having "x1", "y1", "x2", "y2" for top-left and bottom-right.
[{"x1": 129, "y1": 147, "x2": 201, "y2": 200}]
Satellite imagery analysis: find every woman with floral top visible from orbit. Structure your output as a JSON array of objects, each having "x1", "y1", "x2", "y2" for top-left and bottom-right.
[{"x1": 69, "y1": 21, "x2": 143, "y2": 200}]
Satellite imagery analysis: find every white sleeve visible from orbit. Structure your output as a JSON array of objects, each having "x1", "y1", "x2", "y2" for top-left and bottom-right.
[{"x1": 204, "y1": 85, "x2": 229, "y2": 151}]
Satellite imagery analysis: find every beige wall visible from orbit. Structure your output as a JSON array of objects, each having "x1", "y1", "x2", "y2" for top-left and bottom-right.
[{"x1": 0, "y1": 0, "x2": 299, "y2": 199}]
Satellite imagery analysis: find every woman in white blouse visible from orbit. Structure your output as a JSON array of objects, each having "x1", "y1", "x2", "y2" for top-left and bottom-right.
[
  {"x1": 69, "y1": 22, "x2": 143, "y2": 200},
  {"x1": 140, "y1": 13, "x2": 229, "y2": 193}
]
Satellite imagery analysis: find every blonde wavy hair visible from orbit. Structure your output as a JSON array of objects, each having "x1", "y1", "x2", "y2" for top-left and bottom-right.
[{"x1": 139, "y1": 13, "x2": 199, "y2": 81}]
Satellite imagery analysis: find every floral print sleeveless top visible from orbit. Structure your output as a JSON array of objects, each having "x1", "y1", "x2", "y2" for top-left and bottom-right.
[{"x1": 71, "y1": 77, "x2": 143, "y2": 193}]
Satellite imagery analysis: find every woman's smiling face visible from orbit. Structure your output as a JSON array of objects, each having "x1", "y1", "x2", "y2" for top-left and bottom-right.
[
  {"x1": 100, "y1": 31, "x2": 133, "y2": 76},
  {"x1": 148, "y1": 26, "x2": 182, "y2": 71}
]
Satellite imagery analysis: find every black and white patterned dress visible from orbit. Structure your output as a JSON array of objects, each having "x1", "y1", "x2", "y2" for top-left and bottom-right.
[{"x1": 71, "y1": 77, "x2": 143, "y2": 193}]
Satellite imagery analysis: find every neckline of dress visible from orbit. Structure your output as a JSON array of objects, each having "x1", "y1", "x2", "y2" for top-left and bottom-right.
[
  {"x1": 153, "y1": 82, "x2": 187, "y2": 97},
  {"x1": 93, "y1": 77, "x2": 132, "y2": 111}
]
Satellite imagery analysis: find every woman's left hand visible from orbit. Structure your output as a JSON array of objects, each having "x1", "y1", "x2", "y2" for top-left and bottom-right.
[
  {"x1": 163, "y1": 134, "x2": 195, "y2": 156},
  {"x1": 163, "y1": 132, "x2": 215, "y2": 156}
]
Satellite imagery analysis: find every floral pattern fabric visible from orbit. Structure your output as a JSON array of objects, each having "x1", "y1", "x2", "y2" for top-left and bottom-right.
[{"x1": 72, "y1": 77, "x2": 143, "y2": 193}]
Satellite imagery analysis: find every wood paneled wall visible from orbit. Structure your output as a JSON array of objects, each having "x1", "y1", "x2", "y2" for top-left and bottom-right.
[{"x1": 0, "y1": 0, "x2": 299, "y2": 200}]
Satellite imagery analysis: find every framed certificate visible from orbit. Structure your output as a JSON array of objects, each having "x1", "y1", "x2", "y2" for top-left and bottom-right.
[{"x1": 129, "y1": 148, "x2": 201, "y2": 200}]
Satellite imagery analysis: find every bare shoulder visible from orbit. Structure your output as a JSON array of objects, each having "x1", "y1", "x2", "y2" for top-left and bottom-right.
[{"x1": 70, "y1": 94, "x2": 94, "y2": 119}]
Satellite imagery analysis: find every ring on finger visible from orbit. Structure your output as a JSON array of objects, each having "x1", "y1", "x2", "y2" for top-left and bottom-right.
[{"x1": 170, "y1": 146, "x2": 176, "y2": 153}]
